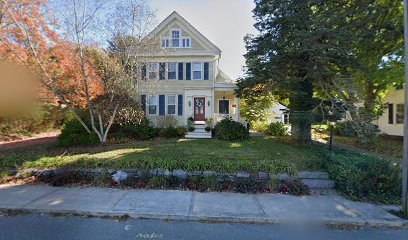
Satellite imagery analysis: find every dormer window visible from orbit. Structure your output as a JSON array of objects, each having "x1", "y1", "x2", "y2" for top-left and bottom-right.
[{"x1": 171, "y1": 30, "x2": 180, "y2": 47}]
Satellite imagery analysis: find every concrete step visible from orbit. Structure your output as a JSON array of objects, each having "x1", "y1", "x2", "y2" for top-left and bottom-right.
[
  {"x1": 298, "y1": 171, "x2": 329, "y2": 179},
  {"x1": 185, "y1": 131, "x2": 212, "y2": 139},
  {"x1": 194, "y1": 124, "x2": 206, "y2": 129}
]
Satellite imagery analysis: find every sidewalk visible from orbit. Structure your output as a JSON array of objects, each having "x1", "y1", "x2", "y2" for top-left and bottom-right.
[{"x1": 0, "y1": 184, "x2": 406, "y2": 227}]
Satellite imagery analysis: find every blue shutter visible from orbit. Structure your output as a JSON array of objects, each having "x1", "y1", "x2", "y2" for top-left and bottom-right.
[
  {"x1": 178, "y1": 63, "x2": 183, "y2": 80},
  {"x1": 204, "y1": 62, "x2": 209, "y2": 80},
  {"x1": 178, "y1": 95, "x2": 183, "y2": 116},
  {"x1": 141, "y1": 64, "x2": 147, "y2": 80},
  {"x1": 159, "y1": 95, "x2": 165, "y2": 116},
  {"x1": 159, "y1": 63, "x2": 166, "y2": 80},
  {"x1": 186, "y1": 63, "x2": 191, "y2": 80},
  {"x1": 141, "y1": 95, "x2": 146, "y2": 113}
]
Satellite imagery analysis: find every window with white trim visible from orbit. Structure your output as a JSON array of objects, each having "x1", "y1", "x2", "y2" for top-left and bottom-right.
[
  {"x1": 148, "y1": 63, "x2": 158, "y2": 80},
  {"x1": 161, "y1": 38, "x2": 169, "y2": 48},
  {"x1": 182, "y1": 37, "x2": 190, "y2": 48},
  {"x1": 219, "y1": 100, "x2": 229, "y2": 114},
  {"x1": 167, "y1": 95, "x2": 176, "y2": 115},
  {"x1": 171, "y1": 30, "x2": 180, "y2": 47},
  {"x1": 168, "y1": 63, "x2": 177, "y2": 80},
  {"x1": 148, "y1": 95, "x2": 157, "y2": 115},
  {"x1": 193, "y1": 63, "x2": 202, "y2": 80}
]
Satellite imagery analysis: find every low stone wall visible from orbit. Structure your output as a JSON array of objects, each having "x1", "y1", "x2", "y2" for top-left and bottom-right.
[{"x1": 10, "y1": 168, "x2": 334, "y2": 189}]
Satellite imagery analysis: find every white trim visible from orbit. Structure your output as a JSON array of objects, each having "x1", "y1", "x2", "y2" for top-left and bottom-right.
[
  {"x1": 192, "y1": 62, "x2": 203, "y2": 80},
  {"x1": 166, "y1": 95, "x2": 177, "y2": 115},
  {"x1": 167, "y1": 62, "x2": 177, "y2": 80},
  {"x1": 148, "y1": 62, "x2": 158, "y2": 80},
  {"x1": 147, "y1": 95, "x2": 158, "y2": 115},
  {"x1": 147, "y1": 11, "x2": 221, "y2": 53}
]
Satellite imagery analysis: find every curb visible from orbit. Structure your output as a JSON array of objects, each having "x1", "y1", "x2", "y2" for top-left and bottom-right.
[{"x1": 1, "y1": 207, "x2": 407, "y2": 228}]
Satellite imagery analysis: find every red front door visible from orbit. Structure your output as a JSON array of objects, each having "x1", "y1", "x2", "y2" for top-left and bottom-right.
[{"x1": 194, "y1": 97, "x2": 205, "y2": 122}]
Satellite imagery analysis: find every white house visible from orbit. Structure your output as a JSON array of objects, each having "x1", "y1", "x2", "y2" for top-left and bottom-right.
[
  {"x1": 374, "y1": 87, "x2": 404, "y2": 137},
  {"x1": 265, "y1": 102, "x2": 289, "y2": 125},
  {"x1": 136, "y1": 11, "x2": 240, "y2": 138}
]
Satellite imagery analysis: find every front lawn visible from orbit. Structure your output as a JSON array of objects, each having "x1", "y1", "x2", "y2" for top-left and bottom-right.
[{"x1": 1, "y1": 137, "x2": 327, "y2": 175}]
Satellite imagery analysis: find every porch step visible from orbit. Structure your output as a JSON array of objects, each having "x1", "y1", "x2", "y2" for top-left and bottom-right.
[{"x1": 185, "y1": 131, "x2": 212, "y2": 139}]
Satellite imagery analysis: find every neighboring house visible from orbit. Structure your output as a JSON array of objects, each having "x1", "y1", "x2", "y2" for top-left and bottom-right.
[
  {"x1": 265, "y1": 102, "x2": 289, "y2": 125},
  {"x1": 374, "y1": 87, "x2": 404, "y2": 137},
  {"x1": 137, "y1": 11, "x2": 240, "y2": 138}
]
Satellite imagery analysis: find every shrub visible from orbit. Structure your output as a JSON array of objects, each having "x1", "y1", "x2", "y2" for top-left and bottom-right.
[
  {"x1": 250, "y1": 120, "x2": 268, "y2": 133},
  {"x1": 188, "y1": 126, "x2": 195, "y2": 132},
  {"x1": 265, "y1": 122, "x2": 288, "y2": 136},
  {"x1": 155, "y1": 115, "x2": 177, "y2": 129},
  {"x1": 176, "y1": 126, "x2": 187, "y2": 137},
  {"x1": 118, "y1": 118, "x2": 158, "y2": 140},
  {"x1": 205, "y1": 126, "x2": 211, "y2": 132},
  {"x1": 214, "y1": 118, "x2": 249, "y2": 140},
  {"x1": 159, "y1": 127, "x2": 178, "y2": 138},
  {"x1": 326, "y1": 149, "x2": 401, "y2": 204},
  {"x1": 57, "y1": 119, "x2": 99, "y2": 147}
]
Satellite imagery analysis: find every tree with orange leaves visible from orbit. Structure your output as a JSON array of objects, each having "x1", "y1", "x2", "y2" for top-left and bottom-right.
[{"x1": 0, "y1": 0, "x2": 131, "y2": 143}]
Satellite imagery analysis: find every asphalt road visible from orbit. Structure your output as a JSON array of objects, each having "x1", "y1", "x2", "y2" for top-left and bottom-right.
[{"x1": 0, "y1": 214, "x2": 407, "y2": 240}]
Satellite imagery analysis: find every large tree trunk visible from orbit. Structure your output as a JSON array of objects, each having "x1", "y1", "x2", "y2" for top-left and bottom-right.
[{"x1": 289, "y1": 78, "x2": 314, "y2": 144}]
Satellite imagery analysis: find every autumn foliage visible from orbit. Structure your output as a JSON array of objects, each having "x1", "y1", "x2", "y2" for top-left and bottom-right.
[{"x1": 0, "y1": 0, "x2": 103, "y2": 108}]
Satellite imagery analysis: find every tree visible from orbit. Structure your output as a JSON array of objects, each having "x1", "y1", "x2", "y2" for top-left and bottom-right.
[
  {"x1": 351, "y1": 0, "x2": 404, "y2": 120},
  {"x1": 239, "y1": 0, "x2": 355, "y2": 143},
  {"x1": 0, "y1": 0, "x2": 102, "y2": 134}
]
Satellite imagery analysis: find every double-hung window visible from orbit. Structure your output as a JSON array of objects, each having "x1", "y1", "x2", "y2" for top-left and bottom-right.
[
  {"x1": 167, "y1": 95, "x2": 176, "y2": 115},
  {"x1": 171, "y1": 30, "x2": 180, "y2": 48},
  {"x1": 193, "y1": 63, "x2": 202, "y2": 80},
  {"x1": 182, "y1": 38, "x2": 190, "y2": 48},
  {"x1": 148, "y1": 95, "x2": 157, "y2": 115},
  {"x1": 161, "y1": 38, "x2": 169, "y2": 48},
  {"x1": 148, "y1": 63, "x2": 158, "y2": 80},
  {"x1": 168, "y1": 63, "x2": 177, "y2": 80},
  {"x1": 396, "y1": 104, "x2": 404, "y2": 124}
]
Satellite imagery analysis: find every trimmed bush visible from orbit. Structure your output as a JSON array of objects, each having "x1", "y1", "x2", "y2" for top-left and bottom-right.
[
  {"x1": 214, "y1": 118, "x2": 249, "y2": 140},
  {"x1": 176, "y1": 126, "x2": 187, "y2": 137},
  {"x1": 159, "y1": 127, "x2": 178, "y2": 138},
  {"x1": 57, "y1": 119, "x2": 99, "y2": 147},
  {"x1": 265, "y1": 122, "x2": 288, "y2": 136},
  {"x1": 326, "y1": 149, "x2": 401, "y2": 204},
  {"x1": 205, "y1": 126, "x2": 211, "y2": 132},
  {"x1": 117, "y1": 118, "x2": 158, "y2": 140}
]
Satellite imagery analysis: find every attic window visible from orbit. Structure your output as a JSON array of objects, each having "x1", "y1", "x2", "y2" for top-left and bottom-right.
[
  {"x1": 161, "y1": 29, "x2": 191, "y2": 48},
  {"x1": 171, "y1": 30, "x2": 180, "y2": 47}
]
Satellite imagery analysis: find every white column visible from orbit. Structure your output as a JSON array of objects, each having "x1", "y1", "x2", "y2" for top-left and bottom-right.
[{"x1": 235, "y1": 96, "x2": 240, "y2": 122}]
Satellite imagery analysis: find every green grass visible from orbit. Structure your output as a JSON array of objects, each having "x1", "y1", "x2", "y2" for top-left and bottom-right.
[{"x1": 0, "y1": 137, "x2": 328, "y2": 175}]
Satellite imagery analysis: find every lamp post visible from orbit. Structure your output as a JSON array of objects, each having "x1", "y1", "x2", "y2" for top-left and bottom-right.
[{"x1": 328, "y1": 119, "x2": 337, "y2": 160}]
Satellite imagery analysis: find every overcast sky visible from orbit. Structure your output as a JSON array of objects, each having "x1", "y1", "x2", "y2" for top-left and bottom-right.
[{"x1": 150, "y1": 0, "x2": 258, "y2": 79}]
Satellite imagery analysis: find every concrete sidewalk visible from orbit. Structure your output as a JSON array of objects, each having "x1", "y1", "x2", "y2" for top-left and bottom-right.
[{"x1": 0, "y1": 184, "x2": 406, "y2": 227}]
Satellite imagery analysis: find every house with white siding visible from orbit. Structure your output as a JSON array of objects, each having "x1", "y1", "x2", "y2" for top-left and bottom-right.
[{"x1": 137, "y1": 11, "x2": 240, "y2": 138}]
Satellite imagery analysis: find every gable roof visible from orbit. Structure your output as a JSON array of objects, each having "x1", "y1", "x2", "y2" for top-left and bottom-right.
[{"x1": 147, "y1": 11, "x2": 221, "y2": 55}]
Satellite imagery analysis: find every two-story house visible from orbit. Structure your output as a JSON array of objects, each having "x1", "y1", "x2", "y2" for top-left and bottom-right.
[{"x1": 137, "y1": 11, "x2": 241, "y2": 138}]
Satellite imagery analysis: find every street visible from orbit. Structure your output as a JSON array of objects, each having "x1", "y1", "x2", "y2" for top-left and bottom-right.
[{"x1": 0, "y1": 214, "x2": 407, "y2": 240}]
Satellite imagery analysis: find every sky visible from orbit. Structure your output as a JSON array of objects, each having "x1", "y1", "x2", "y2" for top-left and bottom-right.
[{"x1": 149, "y1": 0, "x2": 258, "y2": 79}]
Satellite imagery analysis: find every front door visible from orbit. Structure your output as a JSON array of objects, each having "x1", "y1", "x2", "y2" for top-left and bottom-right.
[{"x1": 194, "y1": 97, "x2": 205, "y2": 122}]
